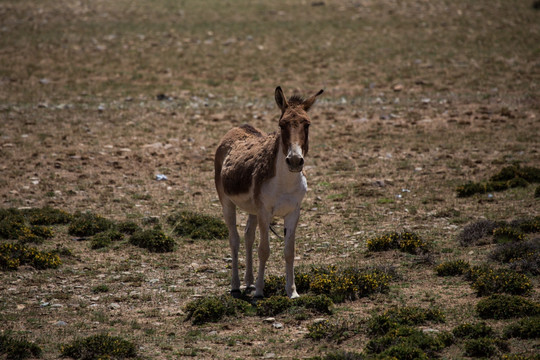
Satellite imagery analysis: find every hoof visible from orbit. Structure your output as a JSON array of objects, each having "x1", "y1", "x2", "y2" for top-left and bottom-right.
[{"x1": 230, "y1": 289, "x2": 242, "y2": 298}]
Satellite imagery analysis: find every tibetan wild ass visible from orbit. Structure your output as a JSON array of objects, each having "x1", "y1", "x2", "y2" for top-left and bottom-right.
[{"x1": 214, "y1": 86, "x2": 323, "y2": 298}]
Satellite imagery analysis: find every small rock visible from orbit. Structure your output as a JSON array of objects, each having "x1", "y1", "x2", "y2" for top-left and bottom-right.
[
  {"x1": 263, "y1": 317, "x2": 275, "y2": 323},
  {"x1": 264, "y1": 353, "x2": 276, "y2": 359},
  {"x1": 393, "y1": 84, "x2": 404, "y2": 92},
  {"x1": 272, "y1": 322, "x2": 283, "y2": 329},
  {"x1": 55, "y1": 321, "x2": 68, "y2": 326},
  {"x1": 109, "y1": 302, "x2": 121, "y2": 310},
  {"x1": 50, "y1": 304, "x2": 63, "y2": 309},
  {"x1": 40, "y1": 302, "x2": 50, "y2": 307},
  {"x1": 313, "y1": 318, "x2": 327, "y2": 324},
  {"x1": 16, "y1": 304, "x2": 25, "y2": 310}
]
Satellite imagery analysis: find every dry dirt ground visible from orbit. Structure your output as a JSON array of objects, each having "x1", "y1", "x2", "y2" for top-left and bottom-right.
[{"x1": 0, "y1": 0, "x2": 539, "y2": 359}]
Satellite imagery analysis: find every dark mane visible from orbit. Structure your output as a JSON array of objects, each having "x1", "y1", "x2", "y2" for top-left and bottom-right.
[{"x1": 287, "y1": 95, "x2": 305, "y2": 106}]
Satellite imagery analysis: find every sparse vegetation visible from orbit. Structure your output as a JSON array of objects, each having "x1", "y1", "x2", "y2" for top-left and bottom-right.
[
  {"x1": 306, "y1": 319, "x2": 358, "y2": 343},
  {"x1": 0, "y1": 243, "x2": 61, "y2": 270},
  {"x1": 60, "y1": 333, "x2": 137, "y2": 359},
  {"x1": 367, "y1": 231, "x2": 429, "y2": 254},
  {"x1": 435, "y1": 260, "x2": 470, "y2": 276},
  {"x1": 503, "y1": 316, "x2": 540, "y2": 339},
  {"x1": 463, "y1": 337, "x2": 497, "y2": 358},
  {"x1": 256, "y1": 294, "x2": 333, "y2": 316},
  {"x1": 184, "y1": 295, "x2": 250, "y2": 325},
  {"x1": 129, "y1": 229, "x2": 175, "y2": 253},
  {"x1": 168, "y1": 211, "x2": 228, "y2": 240},
  {"x1": 90, "y1": 230, "x2": 124, "y2": 249},
  {"x1": 452, "y1": 322, "x2": 494, "y2": 339},
  {"x1": 0, "y1": 332, "x2": 42, "y2": 360},
  {"x1": 68, "y1": 213, "x2": 115, "y2": 237},
  {"x1": 476, "y1": 295, "x2": 540, "y2": 320},
  {"x1": 367, "y1": 306, "x2": 445, "y2": 337},
  {"x1": 116, "y1": 221, "x2": 141, "y2": 235},
  {"x1": 490, "y1": 239, "x2": 540, "y2": 275}
]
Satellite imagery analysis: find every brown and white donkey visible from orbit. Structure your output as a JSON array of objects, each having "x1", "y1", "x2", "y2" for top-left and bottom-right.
[{"x1": 214, "y1": 86, "x2": 323, "y2": 298}]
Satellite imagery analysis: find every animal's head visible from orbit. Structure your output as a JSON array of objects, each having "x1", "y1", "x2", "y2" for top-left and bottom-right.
[{"x1": 275, "y1": 86, "x2": 323, "y2": 172}]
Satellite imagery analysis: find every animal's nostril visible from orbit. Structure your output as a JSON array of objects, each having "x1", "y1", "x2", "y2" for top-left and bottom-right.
[
  {"x1": 299, "y1": 158, "x2": 304, "y2": 166},
  {"x1": 286, "y1": 157, "x2": 291, "y2": 165}
]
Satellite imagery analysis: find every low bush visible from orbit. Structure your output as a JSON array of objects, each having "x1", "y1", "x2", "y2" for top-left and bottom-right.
[
  {"x1": 464, "y1": 337, "x2": 497, "y2": 358},
  {"x1": 476, "y1": 294, "x2": 540, "y2": 320},
  {"x1": 457, "y1": 219, "x2": 501, "y2": 246},
  {"x1": 0, "y1": 332, "x2": 42, "y2": 360},
  {"x1": 129, "y1": 229, "x2": 175, "y2": 252},
  {"x1": 306, "y1": 319, "x2": 357, "y2": 343},
  {"x1": 466, "y1": 266, "x2": 532, "y2": 296},
  {"x1": 365, "y1": 325, "x2": 446, "y2": 358},
  {"x1": 307, "y1": 350, "x2": 364, "y2": 360},
  {"x1": 490, "y1": 239, "x2": 539, "y2": 275},
  {"x1": 493, "y1": 227, "x2": 526, "y2": 243},
  {"x1": 535, "y1": 185, "x2": 540, "y2": 198},
  {"x1": 116, "y1": 221, "x2": 140, "y2": 235},
  {"x1": 168, "y1": 211, "x2": 228, "y2": 240},
  {"x1": 367, "y1": 307, "x2": 445, "y2": 337},
  {"x1": 367, "y1": 231, "x2": 429, "y2": 254},
  {"x1": 503, "y1": 316, "x2": 540, "y2": 339},
  {"x1": 60, "y1": 333, "x2": 137, "y2": 359},
  {"x1": 68, "y1": 212, "x2": 115, "y2": 237},
  {"x1": 435, "y1": 260, "x2": 470, "y2": 276},
  {"x1": 92, "y1": 284, "x2": 109, "y2": 294},
  {"x1": 90, "y1": 230, "x2": 124, "y2": 249},
  {"x1": 452, "y1": 322, "x2": 494, "y2": 339},
  {"x1": 0, "y1": 242, "x2": 61, "y2": 270},
  {"x1": 184, "y1": 295, "x2": 250, "y2": 325},
  {"x1": 256, "y1": 294, "x2": 333, "y2": 317},
  {"x1": 25, "y1": 207, "x2": 72, "y2": 225}
]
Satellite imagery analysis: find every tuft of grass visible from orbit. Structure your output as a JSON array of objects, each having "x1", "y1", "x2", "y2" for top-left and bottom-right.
[
  {"x1": 0, "y1": 332, "x2": 42, "y2": 360},
  {"x1": 168, "y1": 211, "x2": 228, "y2": 240},
  {"x1": 92, "y1": 284, "x2": 110, "y2": 294},
  {"x1": 503, "y1": 316, "x2": 540, "y2": 339},
  {"x1": 435, "y1": 260, "x2": 470, "y2": 276},
  {"x1": 129, "y1": 229, "x2": 175, "y2": 252},
  {"x1": 184, "y1": 295, "x2": 250, "y2": 325},
  {"x1": 68, "y1": 212, "x2": 115, "y2": 237},
  {"x1": 0, "y1": 242, "x2": 61, "y2": 270},
  {"x1": 366, "y1": 231, "x2": 429, "y2": 254},
  {"x1": 466, "y1": 265, "x2": 532, "y2": 296},
  {"x1": 60, "y1": 333, "x2": 137, "y2": 359},
  {"x1": 90, "y1": 230, "x2": 124, "y2": 249},
  {"x1": 476, "y1": 294, "x2": 540, "y2": 320},
  {"x1": 452, "y1": 322, "x2": 494, "y2": 339}
]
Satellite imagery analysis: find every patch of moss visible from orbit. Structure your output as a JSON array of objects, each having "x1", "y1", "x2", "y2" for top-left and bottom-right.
[
  {"x1": 466, "y1": 265, "x2": 532, "y2": 296},
  {"x1": 367, "y1": 231, "x2": 429, "y2": 254},
  {"x1": 306, "y1": 319, "x2": 357, "y2": 343},
  {"x1": 184, "y1": 295, "x2": 250, "y2": 325},
  {"x1": 435, "y1": 260, "x2": 470, "y2": 276},
  {"x1": 0, "y1": 332, "x2": 42, "y2": 360},
  {"x1": 168, "y1": 211, "x2": 228, "y2": 240},
  {"x1": 0, "y1": 242, "x2": 61, "y2": 270},
  {"x1": 476, "y1": 294, "x2": 540, "y2": 320},
  {"x1": 452, "y1": 322, "x2": 494, "y2": 339},
  {"x1": 129, "y1": 229, "x2": 174, "y2": 252},
  {"x1": 68, "y1": 212, "x2": 115, "y2": 237},
  {"x1": 503, "y1": 316, "x2": 540, "y2": 339},
  {"x1": 60, "y1": 333, "x2": 137, "y2": 359},
  {"x1": 90, "y1": 230, "x2": 124, "y2": 249}
]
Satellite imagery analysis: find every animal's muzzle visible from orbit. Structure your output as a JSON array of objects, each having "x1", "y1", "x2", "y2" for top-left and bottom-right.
[{"x1": 286, "y1": 154, "x2": 304, "y2": 172}]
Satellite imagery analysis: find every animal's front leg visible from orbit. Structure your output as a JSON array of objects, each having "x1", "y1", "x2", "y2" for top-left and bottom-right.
[
  {"x1": 222, "y1": 201, "x2": 241, "y2": 296},
  {"x1": 284, "y1": 208, "x2": 300, "y2": 298},
  {"x1": 255, "y1": 210, "x2": 271, "y2": 298},
  {"x1": 244, "y1": 214, "x2": 257, "y2": 290}
]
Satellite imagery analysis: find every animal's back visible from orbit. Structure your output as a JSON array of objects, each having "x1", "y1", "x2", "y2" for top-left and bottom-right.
[{"x1": 215, "y1": 124, "x2": 279, "y2": 197}]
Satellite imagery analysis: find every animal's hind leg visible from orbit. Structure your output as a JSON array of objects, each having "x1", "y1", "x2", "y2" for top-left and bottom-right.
[
  {"x1": 244, "y1": 214, "x2": 257, "y2": 290},
  {"x1": 222, "y1": 199, "x2": 241, "y2": 295}
]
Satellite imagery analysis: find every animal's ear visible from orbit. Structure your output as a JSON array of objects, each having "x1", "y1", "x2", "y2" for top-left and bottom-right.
[
  {"x1": 302, "y1": 89, "x2": 324, "y2": 112},
  {"x1": 275, "y1": 86, "x2": 288, "y2": 113}
]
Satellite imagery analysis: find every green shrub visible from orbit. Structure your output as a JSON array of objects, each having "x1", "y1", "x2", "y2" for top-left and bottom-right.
[
  {"x1": 90, "y1": 230, "x2": 124, "y2": 249},
  {"x1": 468, "y1": 266, "x2": 532, "y2": 296},
  {"x1": 60, "y1": 333, "x2": 137, "y2": 359},
  {"x1": 535, "y1": 185, "x2": 540, "y2": 198},
  {"x1": 295, "y1": 294, "x2": 333, "y2": 314},
  {"x1": 365, "y1": 326, "x2": 445, "y2": 358},
  {"x1": 457, "y1": 219, "x2": 501, "y2": 246},
  {"x1": 476, "y1": 294, "x2": 540, "y2": 320},
  {"x1": 307, "y1": 350, "x2": 364, "y2": 360},
  {"x1": 92, "y1": 284, "x2": 109, "y2": 294},
  {"x1": 184, "y1": 295, "x2": 250, "y2": 325},
  {"x1": 256, "y1": 296, "x2": 292, "y2": 316},
  {"x1": 306, "y1": 320, "x2": 357, "y2": 343},
  {"x1": 168, "y1": 211, "x2": 228, "y2": 240},
  {"x1": 116, "y1": 221, "x2": 140, "y2": 235},
  {"x1": 26, "y1": 207, "x2": 72, "y2": 225},
  {"x1": 452, "y1": 322, "x2": 494, "y2": 339},
  {"x1": 367, "y1": 232, "x2": 429, "y2": 254},
  {"x1": 490, "y1": 239, "x2": 539, "y2": 275},
  {"x1": 464, "y1": 337, "x2": 496, "y2": 358},
  {"x1": 0, "y1": 243, "x2": 61, "y2": 270},
  {"x1": 129, "y1": 229, "x2": 175, "y2": 252},
  {"x1": 493, "y1": 227, "x2": 526, "y2": 243},
  {"x1": 0, "y1": 332, "x2": 42, "y2": 360},
  {"x1": 367, "y1": 307, "x2": 445, "y2": 337},
  {"x1": 435, "y1": 260, "x2": 470, "y2": 276},
  {"x1": 256, "y1": 294, "x2": 333, "y2": 317},
  {"x1": 68, "y1": 213, "x2": 114, "y2": 237},
  {"x1": 510, "y1": 217, "x2": 540, "y2": 233},
  {"x1": 503, "y1": 316, "x2": 540, "y2": 339}
]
